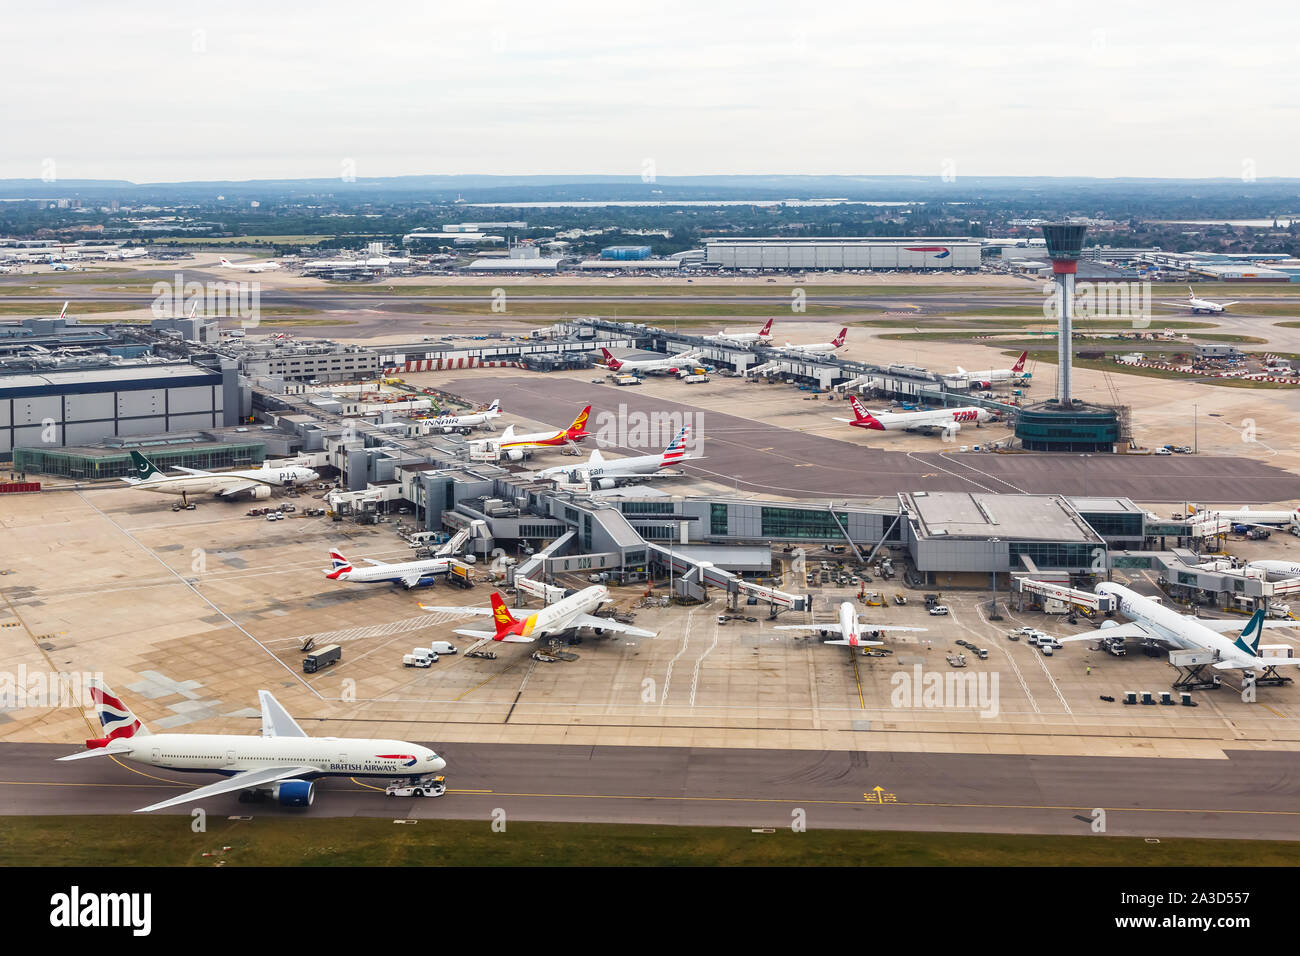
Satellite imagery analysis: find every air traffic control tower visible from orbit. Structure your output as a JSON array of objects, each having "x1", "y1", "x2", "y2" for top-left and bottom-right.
[{"x1": 1014, "y1": 222, "x2": 1123, "y2": 452}]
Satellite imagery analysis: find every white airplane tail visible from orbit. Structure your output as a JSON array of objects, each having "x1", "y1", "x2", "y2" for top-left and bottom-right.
[
  {"x1": 500, "y1": 424, "x2": 516, "y2": 441},
  {"x1": 588, "y1": 448, "x2": 605, "y2": 466}
]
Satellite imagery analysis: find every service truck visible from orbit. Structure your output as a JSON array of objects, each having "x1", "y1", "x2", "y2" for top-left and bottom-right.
[{"x1": 303, "y1": 644, "x2": 341, "y2": 673}]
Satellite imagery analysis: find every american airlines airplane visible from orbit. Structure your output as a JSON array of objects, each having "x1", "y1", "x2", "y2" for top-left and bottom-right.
[
  {"x1": 783, "y1": 327, "x2": 847, "y2": 355},
  {"x1": 428, "y1": 399, "x2": 502, "y2": 433},
  {"x1": 835, "y1": 395, "x2": 996, "y2": 437},
  {"x1": 219, "y1": 256, "x2": 281, "y2": 273},
  {"x1": 325, "y1": 549, "x2": 454, "y2": 589},
  {"x1": 529, "y1": 425, "x2": 702, "y2": 488},
  {"x1": 57, "y1": 680, "x2": 446, "y2": 812},
  {"x1": 469, "y1": 405, "x2": 591, "y2": 461},
  {"x1": 598, "y1": 347, "x2": 703, "y2": 374},
  {"x1": 1160, "y1": 287, "x2": 1238, "y2": 314},
  {"x1": 709, "y1": 318, "x2": 773, "y2": 346},
  {"x1": 1056, "y1": 582, "x2": 1300, "y2": 675},
  {"x1": 773, "y1": 600, "x2": 927, "y2": 647},
  {"x1": 121, "y1": 450, "x2": 318, "y2": 501},
  {"x1": 952, "y1": 350, "x2": 1029, "y2": 387},
  {"x1": 421, "y1": 586, "x2": 657, "y2": 642}
]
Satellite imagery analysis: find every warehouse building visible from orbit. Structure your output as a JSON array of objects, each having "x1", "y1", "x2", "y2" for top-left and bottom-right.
[
  {"x1": 705, "y1": 237, "x2": 982, "y2": 270},
  {"x1": 237, "y1": 342, "x2": 380, "y2": 383}
]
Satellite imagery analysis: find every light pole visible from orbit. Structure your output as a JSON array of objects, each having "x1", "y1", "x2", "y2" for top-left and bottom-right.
[{"x1": 989, "y1": 537, "x2": 1001, "y2": 619}]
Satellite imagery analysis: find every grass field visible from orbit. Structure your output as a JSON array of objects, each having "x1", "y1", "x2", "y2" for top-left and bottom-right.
[
  {"x1": 0, "y1": 301, "x2": 125, "y2": 316},
  {"x1": 328, "y1": 283, "x2": 1021, "y2": 298},
  {"x1": 1021, "y1": 350, "x2": 1289, "y2": 389},
  {"x1": 6, "y1": 816, "x2": 1299, "y2": 867}
]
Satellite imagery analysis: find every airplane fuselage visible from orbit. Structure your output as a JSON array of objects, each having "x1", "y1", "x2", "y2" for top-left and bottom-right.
[
  {"x1": 1098, "y1": 583, "x2": 1251, "y2": 660},
  {"x1": 107, "y1": 733, "x2": 444, "y2": 779},
  {"x1": 328, "y1": 558, "x2": 451, "y2": 585}
]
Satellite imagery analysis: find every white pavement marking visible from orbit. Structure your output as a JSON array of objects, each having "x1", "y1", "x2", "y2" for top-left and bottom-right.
[
  {"x1": 689, "y1": 620, "x2": 721, "y2": 708},
  {"x1": 966, "y1": 605, "x2": 1040, "y2": 714},
  {"x1": 660, "y1": 608, "x2": 695, "y2": 706},
  {"x1": 273, "y1": 611, "x2": 467, "y2": 648}
]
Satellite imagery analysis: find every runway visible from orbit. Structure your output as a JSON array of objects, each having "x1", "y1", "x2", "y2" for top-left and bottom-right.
[{"x1": 8, "y1": 741, "x2": 1300, "y2": 839}]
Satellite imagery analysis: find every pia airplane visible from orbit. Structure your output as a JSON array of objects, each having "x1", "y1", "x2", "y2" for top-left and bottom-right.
[
  {"x1": 469, "y1": 405, "x2": 591, "y2": 461},
  {"x1": 598, "y1": 347, "x2": 702, "y2": 374},
  {"x1": 219, "y1": 256, "x2": 281, "y2": 273},
  {"x1": 773, "y1": 600, "x2": 928, "y2": 647},
  {"x1": 57, "y1": 680, "x2": 446, "y2": 811},
  {"x1": 952, "y1": 351, "x2": 1029, "y2": 387},
  {"x1": 709, "y1": 318, "x2": 773, "y2": 346},
  {"x1": 121, "y1": 450, "x2": 318, "y2": 501},
  {"x1": 1160, "y1": 287, "x2": 1238, "y2": 314},
  {"x1": 325, "y1": 550, "x2": 455, "y2": 589},
  {"x1": 428, "y1": 399, "x2": 502, "y2": 433},
  {"x1": 529, "y1": 424, "x2": 702, "y2": 488},
  {"x1": 421, "y1": 586, "x2": 657, "y2": 642},
  {"x1": 836, "y1": 395, "x2": 996, "y2": 437},
  {"x1": 784, "y1": 327, "x2": 847, "y2": 356},
  {"x1": 1055, "y1": 583, "x2": 1300, "y2": 674}
]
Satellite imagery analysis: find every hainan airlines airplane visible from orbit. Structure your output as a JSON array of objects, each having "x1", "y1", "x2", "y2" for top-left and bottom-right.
[
  {"x1": 835, "y1": 394, "x2": 996, "y2": 437},
  {"x1": 120, "y1": 450, "x2": 318, "y2": 501},
  {"x1": 529, "y1": 424, "x2": 702, "y2": 488},
  {"x1": 598, "y1": 347, "x2": 702, "y2": 374},
  {"x1": 428, "y1": 399, "x2": 502, "y2": 433},
  {"x1": 710, "y1": 318, "x2": 773, "y2": 346},
  {"x1": 219, "y1": 256, "x2": 282, "y2": 273},
  {"x1": 1160, "y1": 287, "x2": 1238, "y2": 315},
  {"x1": 783, "y1": 328, "x2": 847, "y2": 356},
  {"x1": 324, "y1": 549, "x2": 454, "y2": 589},
  {"x1": 57, "y1": 680, "x2": 446, "y2": 812},
  {"x1": 469, "y1": 404, "x2": 591, "y2": 461},
  {"x1": 952, "y1": 351, "x2": 1029, "y2": 387},
  {"x1": 773, "y1": 600, "x2": 927, "y2": 647},
  {"x1": 420, "y1": 586, "x2": 657, "y2": 642}
]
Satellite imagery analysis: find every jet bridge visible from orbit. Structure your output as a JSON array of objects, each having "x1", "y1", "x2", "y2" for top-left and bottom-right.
[
  {"x1": 1016, "y1": 577, "x2": 1117, "y2": 613},
  {"x1": 647, "y1": 543, "x2": 809, "y2": 615}
]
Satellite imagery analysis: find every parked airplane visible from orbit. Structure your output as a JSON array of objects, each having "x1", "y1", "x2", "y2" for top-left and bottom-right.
[
  {"x1": 1055, "y1": 582, "x2": 1300, "y2": 674},
  {"x1": 529, "y1": 425, "x2": 702, "y2": 488},
  {"x1": 428, "y1": 399, "x2": 502, "y2": 433},
  {"x1": 57, "y1": 679, "x2": 446, "y2": 812},
  {"x1": 1246, "y1": 560, "x2": 1300, "y2": 579},
  {"x1": 710, "y1": 318, "x2": 773, "y2": 346},
  {"x1": 420, "y1": 586, "x2": 657, "y2": 642},
  {"x1": 835, "y1": 395, "x2": 996, "y2": 437},
  {"x1": 1160, "y1": 287, "x2": 1238, "y2": 315},
  {"x1": 219, "y1": 256, "x2": 281, "y2": 273},
  {"x1": 773, "y1": 600, "x2": 927, "y2": 647},
  {"x1": 784, "y1": 328, "x2": 847, "y2": 355},
  {"x1": 1190, "y1": 504, "x2": 1300, "y2": 528},
  {"x1": 598, "y1": 347, "x2": 703, "y2": 374},
  {"x1": 952, "y1": 351, "x2": 1029, "y2": 387},
  {"x1": 120, "y1": 450, "x2": 318, "y2": 501},
  {"x1": 325, "y1": 549, "x2": 454, "y2": 589},
  {"x1": 469, "y1": 405, "x2": 591, "y2": 461}
]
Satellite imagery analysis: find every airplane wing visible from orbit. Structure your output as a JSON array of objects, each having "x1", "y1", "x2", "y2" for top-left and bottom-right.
[
  {"x1": 419, "y1": 603, "x2": 530, "y2": 617},
  {"x1": 400, "y1": 572, "x2": 428, "y2": 588},
  {"x1": 450, "y1": 627, "x2": 535, "y2": 643},
  {"x1": 1191, "y1": 618, "x2": 1300, "y2": 633},
  {"x1": 217, "y1": 480, "x2": 267, "y2": 498},
  {"x1": 773, "y1": 622, "x2": 847, "y2": 635},
  {"x1": 1159, "y1": 301, "x2": 1192, "y2": 308},
  {"x1": 171, "y1": 466, "x2": 213, "y2": 476},
  {"x1": 1057, "y1": 623, "x2": 1154, "y2": 643},
  {"x1": 56, "y1": 744, "x2": 134, "y2": 761},
  {"x1": 572, "y1": 613, "x2": 657, "y2": 638},
  {"x1": 259, "y1": 690, "x2": 308, "y2": 738},
  {"x1": 956, "y1": 366, "x2": 967, "y2": 375},
  {"x1": 134, "y1": 765, "x2": 316, "y2": 812},
  {"x1": 1221, "y1": 302, "x2": 1239, "y2": 307}
]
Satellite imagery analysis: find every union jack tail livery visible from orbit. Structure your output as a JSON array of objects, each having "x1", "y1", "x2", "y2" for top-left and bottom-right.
[
  {"x1": 87, "y1": 678, "x2": 150, "y2": 749},
  {"x1": 849, "y1": 396, "x2": 885, "y2": 430},
  {"x1": 660, "y1": 425, "x2": 691, "y2": 467},
  {"x1": 1011, "y1": 351, "x2": 1027, "y2": 373},
  {"x1": 325, "y1": 550, "x2": 353, "y2": 579}
]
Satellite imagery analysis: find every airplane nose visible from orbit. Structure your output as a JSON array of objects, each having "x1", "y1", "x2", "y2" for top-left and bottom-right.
[{"x1": 432, "y1": 756, "x2": 447, "y2": 771}]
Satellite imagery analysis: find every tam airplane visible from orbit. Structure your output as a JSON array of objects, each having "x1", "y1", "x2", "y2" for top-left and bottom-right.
[
  {"x1": 1161, "y1": 287, "x2": 1238, "y2": 314},
  {"x1": 420, "y1": 586, "x2": 657, "y2": 642},
  {"x1": 469, "y1": 404, "x2": 591, "y2": 461},
  {"x1": 773, "y1": 600, "x2": 928, "y2": 647},
  {"x1": 219, "y1": 256, "x2": 281, "y2": 273},
  {"x1": 57, "y1": 680, "x2": 446, "y2": 812},
  {"x1": 428, "y1": 399, "x2": 502, "y2": 433},
  {"x1": 784, "y1": 327, "x2": 847, "y2": 355},
  {"x1": 1055, "y1": 583, "x2": 1300, "y2": 676},
  {"x1": 529, "y1": 424, "x2": 703, "y2": 488},
  {"x1": 709, "y1": 318, "x2": 773, "y2": 346},
  {"x1": 325, "y1": 549, "x2": 454, "y2": 589},
  {"x1": 121, "y1": 450, "x2": 318, "y2": 501},
  {"x1": 952, "y1": 350, "x2": 1028, "y2": 387},
  {"x1": 598, "y1": 347, "x2": 702, "y2": 374},
  {"x1": 835, "y1": 394, "x2": 996, "y2": 437}
]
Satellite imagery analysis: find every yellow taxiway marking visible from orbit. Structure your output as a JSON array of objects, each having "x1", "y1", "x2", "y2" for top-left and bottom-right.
[{"x1": 850, "y1": 652, "x2": 865, "y2": 710}]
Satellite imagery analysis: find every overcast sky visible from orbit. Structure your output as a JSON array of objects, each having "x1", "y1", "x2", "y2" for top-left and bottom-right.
[{"x1": 6, "y1": 0, "x2": 1299, "y2": 182}]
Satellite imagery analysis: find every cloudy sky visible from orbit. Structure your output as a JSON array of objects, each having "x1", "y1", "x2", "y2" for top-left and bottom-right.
[{"x1": 6, "y1": 0, "x2": 1299, "y2": 181}]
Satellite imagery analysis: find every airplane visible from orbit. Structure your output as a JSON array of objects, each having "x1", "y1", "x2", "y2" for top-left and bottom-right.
[
  {"x1": 50, "y1": 262, "x2": 74, "y2": 272},
  {"x1": 835, "y1": 394, "x2": 996, "y2": 438},
  {"x1": 420, "y1": 586, "x2": 657, "y2": 642},
  {"x1": 1054, "y1": 582, "x2": 1300, "y2": 675},
  {"x1": 469, "y1": 404, "x2": 591, "y2": 461},
  {"x1": 324, "y1": 549, "x2": 455, "y2": 589},
  {"x1": 529, "y1": 424, "x2": 703, "y2": 488},
  {"x1": 783, "y1": 327, "x2": 847, "y2": 356},
  {"x1": 598, "y1": 347, "x2": 703, "y2": 375},
  {"x1": 1246, "y1": 559, "x2": 1300, "y2": 579},
  {"x1": 772, "y1": 600, "x2": 928, "y2": 647},
  {"x1": 1189, "y1": 504, "x2": 1300, "y2": 529},
  {"x1": 219, "y1": 256, "x2": 281, "y2": 273},
  {"x1": 427, "y1": 399, "x2": 502, "y2": 433},
  {"x1": 952, "y1": 351, "x2": 1029, "y2": 387},
  {"x1": 709, "y1": 318, "x2": 773, "y2": 346},
  {"x1": 1160, "y1": 286, "x2": 1238, "y2": 314},
  {"x1": 120, "y1": 450, "x2": 318, "y2": 501},
  {"x1": 57, "y1": 679, "x2": 445, "y2": 812}
]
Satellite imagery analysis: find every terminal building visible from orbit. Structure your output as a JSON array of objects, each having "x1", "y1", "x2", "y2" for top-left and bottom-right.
[{"x1": 704, "y1": 237, "x2": 982, "y2": 271}]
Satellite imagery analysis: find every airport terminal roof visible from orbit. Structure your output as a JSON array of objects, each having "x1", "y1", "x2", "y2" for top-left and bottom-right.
[{"x1": 902, "y1": 491, "x2": 1104, "y2": 544}]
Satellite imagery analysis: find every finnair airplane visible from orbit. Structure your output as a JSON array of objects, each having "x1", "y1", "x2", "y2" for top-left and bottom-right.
[
  {"x1": 1056, "y1": 582, "x2": 1300, "y2": 675},
  {"x1": 469, "y1": 404, "x2": 591, "y2": 461},
  {"x1": 773, "y1": 600, "x2": 927, "y2": 647},
  {"x1": 953, "y1": 350, "x2": 1029, "y2": 387},
  {"x1": 1160, "y1": 287, "x2": 1238, "y2": 314},
  {"x1": 598, "y1": 347, "x2": 702, "y2": 374},
  {"x1": 120, "y1": 450, "x2": 318, "y2": 501},
  {"x1": 219, "y1": 256, "x2": 281, "y2": 273},
  {"x1": 421, "y1": 586, "x2": 657, "y2": 642},
  {"x1": 57, "y1": 680, "x2": 445, "y2": 812},
  {"x1": 529, "y1": 425, "x2": 702, "y2": 488},
  {"x1": 710, "y1": 318, "x2": 773, "y2": 346},
  {"x1": 784, "y1": 327, "x2": 847, "y2": 355},
  {"x1": 325, "y1": 550, "x2": 453, "y2": 589},
  {"x1": 428, "y1": 399, "x2": 502, "y2": 432},
  {"x1": 835, "y1": 395, "x2": 996, "y2": 437}
]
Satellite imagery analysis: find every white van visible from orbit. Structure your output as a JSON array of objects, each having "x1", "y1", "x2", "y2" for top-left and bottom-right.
[
  {"x1": 427, "y1": 641, "x2": 457, "y2": 655},
  {"x1": 411, "y1": 647, "x2": 439, "y2": 663},
  {"x1": 402, "y1": 654, "x2": 431, "y2": 668}
]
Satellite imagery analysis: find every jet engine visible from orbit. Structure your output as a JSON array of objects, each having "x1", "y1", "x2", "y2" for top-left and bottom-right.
[
  {"x1": 594, "y1": 478, "x2": 617, "y2": 490},
  {"x1": 249, "y1": 484, "x2": 272, "y2": 500},
  {"x1": 941, "y1": 423, "x2": 962, "y2": 439},
  {"x1": 272, "y1": 780, "x2": 315, "y2": 807},
  {"x1": 506, "y1": 448, "x2": 526, "y2": 462}
]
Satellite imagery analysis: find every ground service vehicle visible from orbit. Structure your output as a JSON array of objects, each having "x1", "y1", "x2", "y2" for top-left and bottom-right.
[{"x1": 303, "y1": 644, "x2": 341, "y2": 673}]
